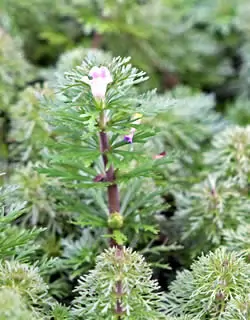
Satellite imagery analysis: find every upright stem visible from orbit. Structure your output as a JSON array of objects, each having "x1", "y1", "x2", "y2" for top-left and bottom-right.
[
  {"x1": 99, "y1": 110, "x2": 123, "y2": 318},
  {"x1": 99, "y1": 112, "x2": 121, "y2": 247}
]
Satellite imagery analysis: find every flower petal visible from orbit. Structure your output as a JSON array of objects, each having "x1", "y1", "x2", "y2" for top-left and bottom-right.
[
  {"x1": 89, "y1": 66, "x2": 100, "y2": 79},
  {"x1": 124, "y1": 135, "x2": 133, "y2": 143}
]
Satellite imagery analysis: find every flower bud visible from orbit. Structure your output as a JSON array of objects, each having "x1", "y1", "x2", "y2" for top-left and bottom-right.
[
  {"x1": 124, "y1": 128, "x2": 136, "y2": 144},
  {"x1": 108, "y1": 212, "x2": 124, "y2": 229}
]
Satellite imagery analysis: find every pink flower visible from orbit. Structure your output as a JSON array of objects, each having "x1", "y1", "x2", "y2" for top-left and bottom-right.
[{"x1": 82, "y1": 66, "x2": 113, "y2": 100}]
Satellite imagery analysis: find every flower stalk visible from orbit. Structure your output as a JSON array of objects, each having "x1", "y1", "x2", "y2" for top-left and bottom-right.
[
  {"x1": 96, "y1": 71, "x2": 124, "y2": 317},
  {"x1": 99, "y1": 112, "x2": 121, "y2": 248}
]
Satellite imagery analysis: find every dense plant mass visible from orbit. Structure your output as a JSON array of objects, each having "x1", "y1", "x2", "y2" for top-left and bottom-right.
[{"x1": 0, "y1": 0, "x2": 250, "y2": 319}]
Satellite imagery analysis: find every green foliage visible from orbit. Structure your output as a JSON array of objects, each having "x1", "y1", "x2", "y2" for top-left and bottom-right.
[
  {"x1": 1, "y1": 0, "x2": 78, "y2": 64},
  {"x1": 0, "y1": 28, "x2": 31, "y2": 111},
  {"x1": 8, "y1": 84, "x2": 53, "y2": 162},
  {"x1": 62, "y1": 229, "x2": 102, "y2": 279},
  {"x1": 146, "y1": 86, "x2": 224, "y2": 189},
  {"x1": 4, "y1": 0, "x2": 250, "y2": 89},
  {"x1": 227, "y1": 99, "x2": 250, "y2": 126},
  {"x1": 169, "y1": 123, "x2": 250, "y2": 262},
  {"x1": 49, "y1": 0, "x2": 248, "y2": 88},
  {"x1": 173, "y1": 174, "x2": 250, "y2": 256},
  {"x1": 0, "y1": 188, "x2": 48, "y2": 320},
  {"x1": 239, "y1": 41, "x2": 250, "y2": 96},
  {"x1": 165, "y1": 317, "x2": 193, "y2": 320},
  {"x1": 166, "y1": 248, "x2": 250, "y2": 319},
  {"x1": 0, "y1": 27, "x2": 32, "y2": 167},
  {"x1": 54, "y1": 48, "x2": 112, "y2": 77},
  {"x1": 0, "y1": 288, "x2": 34, "y2": 320},
  {"x1": 72, "y1": 247, "x2": 166, "y2": 320},
  {"x1": 0, "y1": 185, "x2": 40, "y2": 261},
  {"x1": 0, "y1": 186, "x2": 66, "y2": 319},
  {"x1": 205, "y1": 125, "x2": 250, "y2": 188},
  {"x1": 149, "y1": 86, "x2": 220, "y2": 152},
  {"x1": 224, "y1": 224, "x2": 250, "y2": 261},
  {"x1": 50, "y1": 304, "x2": 71, "y2": 320},
  {"x1": 0, "y1": 260, "x2": 51, "y2": 316},
  {"x1": 1, "y1": 0, "x2": 250, "y2": 318},
  {"x1": 41, "y1": 55, "x2": 173, "y2": 243},
  {"x1": 222, "y1": 295, "x2": 250, "y2": 320},
  {"x1": 8, "y1": 164, "x2": 73, "y2": 233},
  {"x1": 5, "y1": 80, "x2": 79, "y2": 236}
]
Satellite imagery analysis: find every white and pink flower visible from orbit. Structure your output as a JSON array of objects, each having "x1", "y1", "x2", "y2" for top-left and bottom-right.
[{"x1": 82, "y1": 66, "x2": 113, "y2": 101}]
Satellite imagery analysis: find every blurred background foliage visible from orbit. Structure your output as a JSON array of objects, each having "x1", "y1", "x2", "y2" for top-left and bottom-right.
[{"x1": 0, "y1": 0, "x2": 249, "y2": 318}]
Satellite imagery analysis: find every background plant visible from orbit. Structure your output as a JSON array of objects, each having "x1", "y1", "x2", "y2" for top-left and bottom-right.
[{"x1": 0, "y1": 0, "x2": 250, "y2": 318}]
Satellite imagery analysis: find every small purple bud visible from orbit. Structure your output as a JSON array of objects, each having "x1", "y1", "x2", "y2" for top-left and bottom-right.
[
  {"x1": 124, "y1": 135, "x2": 133, "y2": 143},
  {"x1": 124, "y1": 128, "x2": 136, "y2": 144}
]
